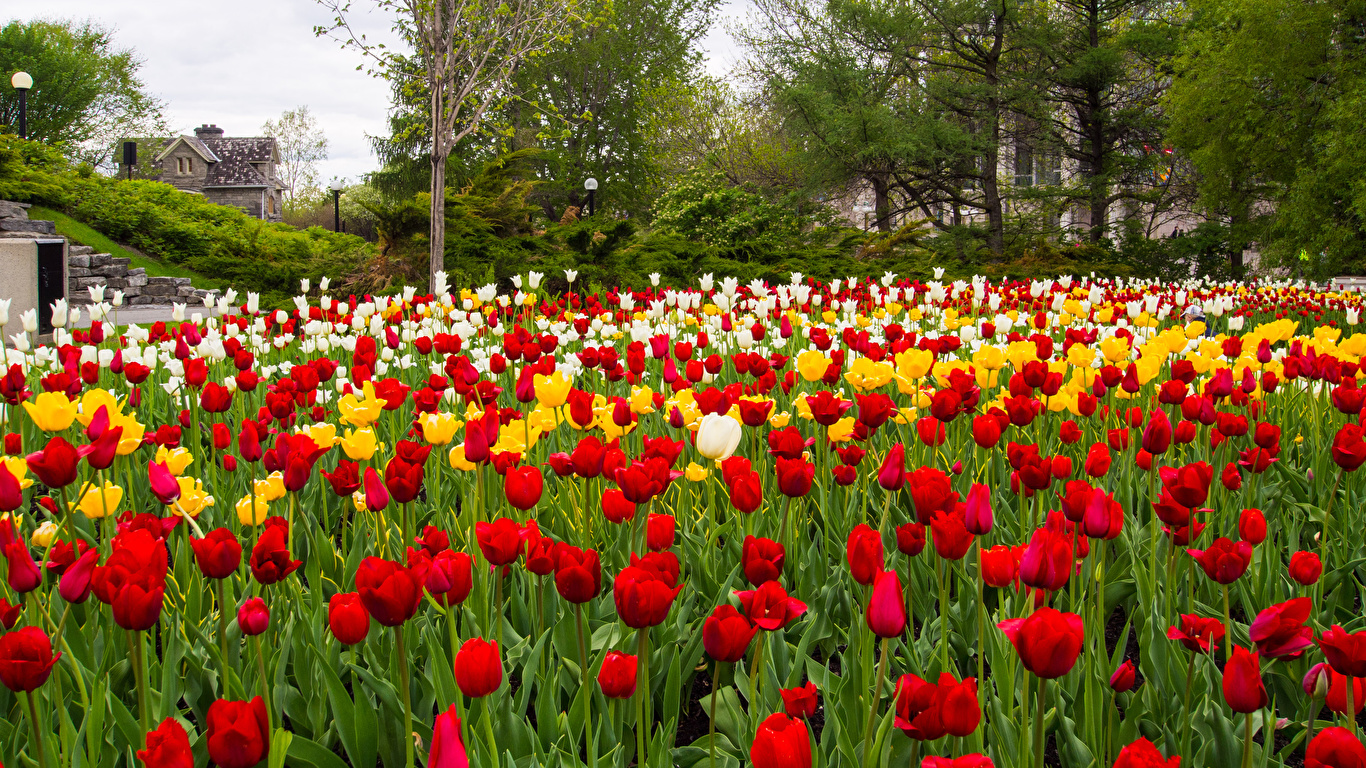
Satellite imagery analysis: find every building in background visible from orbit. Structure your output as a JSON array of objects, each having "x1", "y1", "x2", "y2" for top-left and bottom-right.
[{"x1": 121, "y1": 124, "x2": 284, "y2": 222}]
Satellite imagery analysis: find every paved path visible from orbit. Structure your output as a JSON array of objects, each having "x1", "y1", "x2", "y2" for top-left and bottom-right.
[{"x1": 74, "y1": 305, "x2": 220, "y2": 328}]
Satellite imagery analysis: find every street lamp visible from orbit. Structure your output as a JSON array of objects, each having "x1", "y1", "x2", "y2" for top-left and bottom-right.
[
  {"x1": 329, "y1": 180, "x2": 344, "y2": 232},
  {"x1": 583, "y1": 177, "x2": 598, "y2": 217},
  {"x1": 11, "y1": 72, "x2": 32, "y2": 139}
]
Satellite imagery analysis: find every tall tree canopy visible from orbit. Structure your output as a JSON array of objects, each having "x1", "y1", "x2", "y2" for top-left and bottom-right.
[{"x1": 0, "y1": 19, "x2": 165, "y2": 168}]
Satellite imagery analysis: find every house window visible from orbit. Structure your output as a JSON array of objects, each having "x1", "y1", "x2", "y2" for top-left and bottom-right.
[
  {"x1": 1014, "y1": 143, "x2": 1035, "y2": 187},
  {"x1": 176, "y1": 157, "x2": 194, "y2": 174}
]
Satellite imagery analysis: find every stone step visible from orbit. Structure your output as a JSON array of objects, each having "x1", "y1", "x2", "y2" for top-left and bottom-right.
[{"x1": 69, "y1": 244, "x2": 95, "y2": 256}]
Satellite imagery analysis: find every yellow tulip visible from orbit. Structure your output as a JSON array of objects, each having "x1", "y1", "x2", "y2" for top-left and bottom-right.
[
  {"x1": 341, "y1": 428, "x2": 379, "y2": 461},
  {"x1": 894, "y1": 349, "x2": 934, "y2": 380},
  {"x1": 338, "y1": 381, "x2": 385, "y2": 427},
  {"x1": 685, "y1": 462, "x2": 709, "y2": 482},
  {"x1": 256, "y1": 472, "x2": 287, "y2": 502},
  {"x1": 420, "y1": 413, "x2": 462, "y2": 446},
  {"x1": 1065, "y1": 345, "x2": 1095, "y2": 369},
  {"x1": 1, "y1": 457, "x2": 32, "y2": 490},
  {"x1": 533, "y1": 371, "x2": 573, "y2": 409},
  {"x1": 797, "y1": 350, "x2": 833, "y2": 382},
  {"x1": 236, "y1": 494, "x2": 270, "y2": 526},
  {"x1": 826, "y1": 417, "x2": 857, "y2": 443},
  {"x1": 630, "y1": 385, "x2": 656, "y2": 415},
  {"x1": 155, "y1": 445, "x2": 194, "y2": 476},
  {"x1": 74, "y1": 389, "x2": 122, "y2": 426},
  {"x1": 24, "y1": 391, "x2": 79, "y2": 432},
  {"x1": 449, "y1": 444, "x2": 476, "y2": 471},
  {"x1": 31, "y1": 521, "x2": 59, "y2": 547},
  {"x1": 173, "y1": 477, "x2": 214, "y2": 517},
  {"x1": 300, "y1": 423, "x2": 338, "y2": 452},
  {"x1": 1099, "y1": 336, "x2": 1130, "y2": 363},
  {"x1": 111, "y1": 413, "x2": 147, "y2": 455},
  {"x1": 73, "y1": 481, "x2": 123, "y2": 519},
  {"x1": 844, "y1": 358, "x2": 894, "y2": 391}
]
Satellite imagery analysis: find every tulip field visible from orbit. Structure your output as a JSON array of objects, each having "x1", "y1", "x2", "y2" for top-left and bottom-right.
[{"x1": 4, "y1": 271, "x2": 1366, "y2": 768}]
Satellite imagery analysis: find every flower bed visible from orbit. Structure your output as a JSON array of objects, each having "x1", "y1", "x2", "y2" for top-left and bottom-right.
[{"x1": 0, "y1": 271, "x2": 1364, "y2": 768}]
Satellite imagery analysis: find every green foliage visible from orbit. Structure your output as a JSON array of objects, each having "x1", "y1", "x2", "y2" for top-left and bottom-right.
[
  {"x1": 651, "y1": 168, "x2": 805, "y2": 248},
  {"x1": 0, "y1": 135, "x2": 369, "y2": 306},
  {"x1": 0, "y1": 19, "x2": 166, "y2": 168},
  {"x1": 28, "y1": 205, "x2": 216, "y2": 283}
]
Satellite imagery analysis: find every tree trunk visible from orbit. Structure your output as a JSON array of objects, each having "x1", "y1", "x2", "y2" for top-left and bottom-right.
[
  {"x1": 981, "y1": 135, "x2": 1004, "y2": 255},
  {"x1": 872, "y1": 173, "x2": 892, "y2": 233},
  {"x1": 429, "y1": 150, "x2": 447, "y2": 292}
]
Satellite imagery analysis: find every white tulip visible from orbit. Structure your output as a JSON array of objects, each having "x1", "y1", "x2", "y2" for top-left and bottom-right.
[
  {"x1": 203, "y1": 292, "x2": 216, "y2": 309},
  {"x1": 511, "y1": 275, "x2": 524, "y2": 289},
  {"x1": 699, "y1": 273, "x2": 714, "y2": 292},
  {"x1": 528, "y1": 271, "x2": 543, "y2": 290},
  {"x1": 319, "y1": 277, "x2": 331, "y2": 291},
  {"x1": 88, "y1": 284, "x2": 105, "y2": 303},
  {"x1": 247, "y1": 293, "x2": 260, "y2": 314},
  {"x1": 433, "y1": 270, "x2": 449, "y2": 296},
  {"x1": 649, "y1": 272, "x2": 661, "y2": 287},
  {"x1": 50, "y1": 299, "x2": 68, "y2": 328},
  {"x1": 695, "y1": 413, "x2": 743, "y2": 460},
  {"x1": 171, "y1": 303, "x2": 186, "y2": 322},
  {"x1": 565, "y1": 269, "x2": 578, "y2": 284},
  {"x1": 10, "y1": 333, "x2": 28, "y2": 352}
]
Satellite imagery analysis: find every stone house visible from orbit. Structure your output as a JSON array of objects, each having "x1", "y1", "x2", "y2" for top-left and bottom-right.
[{"x1": 123, "y1": 124, "x2": 284, "y2": 222}]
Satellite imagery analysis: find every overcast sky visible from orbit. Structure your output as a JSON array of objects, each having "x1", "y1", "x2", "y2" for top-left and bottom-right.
[{"x1": 11, "y1": 0, "x2": 750, "y2": 182}]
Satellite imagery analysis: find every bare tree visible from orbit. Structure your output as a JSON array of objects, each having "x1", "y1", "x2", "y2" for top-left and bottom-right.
[
  {"x1": 261, "y1": 106, "x2": 328, "y2": 204},
  {"x1": 315, "y1": 0, "x2": 595, "y2": 291}
]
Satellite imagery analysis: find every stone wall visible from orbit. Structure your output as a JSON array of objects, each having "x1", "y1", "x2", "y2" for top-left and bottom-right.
[
  {"x1": 205, "y1": 187, "x2": 265, "y2": 219},
  {"x1": 0, "y1": 200, "x2": 215, "y2": 307}
]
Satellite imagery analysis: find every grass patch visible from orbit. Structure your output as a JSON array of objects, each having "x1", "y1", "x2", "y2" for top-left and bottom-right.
[{"x1": 29, "y1": 205, "x2": 227, "y2": 289}]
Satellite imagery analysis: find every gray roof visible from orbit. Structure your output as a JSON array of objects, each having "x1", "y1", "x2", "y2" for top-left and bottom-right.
[
  {"x1": 155, "y1": 134, "x2": 278, "y2": 189},
  {"x1": 201, "y1": 137, "x2": 276, "y2": 188}
]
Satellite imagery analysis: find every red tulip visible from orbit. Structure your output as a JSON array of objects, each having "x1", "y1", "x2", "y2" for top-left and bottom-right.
[
  {"x1": 328, "y1": 592, "x2": 371, "y2": 645},
  {"x1": 1109, "y1": 660, "x2": 1137, "y2": 692},
  {"x1": 751, "y1": 713, "x2": 812, "y2": 768},
  {"x1": 597, "y1": 650, "x2": 638, "y2": 699},
  {"x1": 613, "y1": 555, "x2": 682, "y2": 628},
  {"x1": 1221, "y1": 645, "x2": 1268, "y2": 713},
  {"x1": 321, "y1": 461, "x2": 362, "y2": 497},
  {"x1": 779, "y1": 681, "x2": 819, "y2": 719},
  {"x1": 4, "y1": 540, "x2": 40, "y2": 593},
  {"x1": 138, "y1": 717, "x2": 194, "y2": 768},
  {"x1": 0, "y1": 626, "x2": 59, "y2": 692},
  {"x1": 26, "y1": 436, "x2": 80, "y2": 488},
  {"x1": 703, "y1": 604, "x2": 758, "y2": 663},
  {"x1": 1326, "y1": 670, "x2": 1366, "y2": 716},
  {"x1": 363, "y1": 466, "x2": 389, "y2": 511},
  {"x1": 92, "y1": 529, "x2": 168, "y2": 631},
  {"x1": 896, "y1": 523, "x2": 927, "y2": 556},
  {"x1": 59, "y1": 547, "x2": 98, "y2": 604},
  {"x1": 429, "y1": 704, "x2": 468, "y2": 768},
  {"x1": 646, "y1": 513, "x2": 675, "y2": 551},
  {"x1": 554, "y1": 545, "x2": 601, "y2": 604},
  {"x1": 1186, "y1": 538, "x2": 1252, "y2": 584},
  {"x1": 742, "y1": 536, "x2": 785, "y2": 586},
  {"x1": 908, "y1": 466, "x2": 958, "y2": 524},
  {"x1": 602, "y1": 487, "x2": 638, "y2": 523},
  {"x1": 737, "y1": 580, "x2": 808, "y2": 631},
  {"x1": 775, "y1": 457, "x2": 815, "y2": 497},
  {"x1": 190, "y1": 528, "x2": 242, "y2": 579},
  {"x1": 1332, "y1": 423, "x2": 1366, "y2": 471},
  {"x1": 355, "y1": 556, "x2": 423, "y2": 627},
  {"x1": 866, "y1": 569, "x2": 907, "y2": 638},
  {"x1": 476, "y1": 517, "x2": 523, "y2": 566},
  {"x1": 1141, "y1": 408, "x2": 1171, "y2": 455},
  {"x1": 729, "y1": 471, "x2": 763, "y2": 513},
  {"x1": 425, "y1": 550, "x2": 474, "y2": 607},
  {"x1": 504, "y1": 465, "x2": 543, "y2": 510},
  {"x1": 963, "y1": 483, "x2": 993, "y2": 535},
  {"x1": 205, "y1": 697, "x2": 270, "y2": 768},
  {"x1": 1290, "y1": 551, "x2": 1323, "y2": 585},
  {"x1": 930, "y1": 508, "x2": 974, "y2": 561},
  {"x1": 971, "y1": 415, "x2": 1002, "y2": 448},
  {"x1": 1084, "y1": 442, "x2": 1112, "y2": 477},
  {"x1": 1248, "y1": 597, "x2": 1314, "y2": 659},
  {"x1": 877, "y1": 445, "x2": 907, "y2": 491},
  {"x1": 1167, "y1": 613, "x2": 1225, "y2": 654},
  {"x1": 384, "y1": 456, "x2": 424, "y2": 504},
  {"x1": 922, "y1": 756, "x2": 994, "y2": 768},
  {"x1": 1018, "y1": 525, "x2": 1073, "y2": 592},
  {"x1": 1305, "y1": 727, "x2": 1366, "y2": 768},
  {"x1": 455, "y1": 637, "x2": 502, "y2": 697},
  {"x1": 980, "y1": 545, "x2": 1017, "y2": 587},
  {"x1": 237, "y1": 597, "x2": 270, "y2": 636},
  {"x1": 846, "y1": 524, "x2": 884, "y2": 586},
  {"x1": 1160, "y1": 462, "x2": 1213, "y2": 507},
  {"x1": 1319, "y1": 625, "x2": 1366, "y2": 677},
  {"x1": 415, "y1": 525, "x2": 450, "y2": 556},
  {"x1": 249, "y1": 520, "x2": 301, "y2": 585},
  {"x1": 997, "y1": 607, "x2": 1084, "y2": 679},
  {"x1": 1112, "y1": 738, "x2": 1180, "y2": 768}
]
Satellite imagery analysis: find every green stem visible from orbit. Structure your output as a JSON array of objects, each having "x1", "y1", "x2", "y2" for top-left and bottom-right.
[
  {"x1": 709, "y1": 659, "x2": 720, "y2": 768},
  {"x1": 253, "y1": 635, "x2": 273, "y2": 734},
  {"x1": 577, "y1": 604, "x2": 596, "y2": 768},
  {"x1": 128, "y1": 630, "x2": 150, "y2": 747},
  {"x1": 938, "y1": 554, "x2": 950, "y2": 674},
  {"x1": 26, "y1": 690, "x2": 48, "y2": 768},
  {"x1": 1222, "y1": 584, "x2": 1233, "y2": 663},
  {"x1": 1240, "y1": 710, "x2": 1255, "y2": 768},
  {"x1": 1180, "y1": 651, "x2": 1196, "y2": 759},
  {"x1": 218, "y1": 578, "x2": 233, "y2": 696},
  {"x1": 482, "y1": 696, "x2": 499, "y2": 764},
  {"x1": 637, "y1": 628, "x2": 650, "y2": 767},
  {"x1": 1034, "y1": 675, "x2": 1047, "y2": 768},
  {"x1": 862, "y1": 637, "x2": 890, "y2": 762},
  {"x1": 396, "y1": 624, "x2": 414, "y2": 768}
]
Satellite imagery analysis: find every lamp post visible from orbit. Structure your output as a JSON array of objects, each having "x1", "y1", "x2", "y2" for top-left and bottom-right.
[
  {"x1": 11, "y1": 72, "x2": 32, "y2": 139},
  {"x1": 329, "y1": 181, "x2": 344, "y2": 232},
  {"x1": 583, "y1": 177, "x2": 598, "y2": 217}
]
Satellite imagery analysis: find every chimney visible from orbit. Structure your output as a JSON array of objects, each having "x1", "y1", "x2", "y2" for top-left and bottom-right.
[{"x1": 194, "y1": 124, "x2": 224, "y2": 140}]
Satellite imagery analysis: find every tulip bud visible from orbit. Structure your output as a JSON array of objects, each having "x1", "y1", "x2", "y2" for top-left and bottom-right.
[
  {"x1": 237, "y1": 597, "x2": 270, "y2": 636},
  {"x1": 1109, "y1": 660, "x2": 1137, "y2": 692}
]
